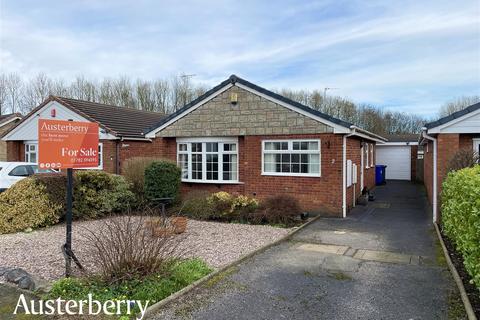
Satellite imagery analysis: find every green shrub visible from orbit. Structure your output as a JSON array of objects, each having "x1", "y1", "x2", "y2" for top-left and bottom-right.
[
  {"x1": 33, "y1": 173, "x2": 67, "y2": 208},
  {"x1": 0, "y1": 178, "x2": 63, "y2": 234},
  {"x1": 179, "y1": 191, "x2": 215, "y2": 220},
  {"x1": 73, "y1": 171, "x2": 136, "y2": 219},
  {"x1": 253, "y1": 194, "x2": 302, "y2": 226},
  {"x1": 441, "y1": 165, "x2": 480, "y2": 290},
  {"x1": 207, "y1": 191, "x2": 234, "y2": 219},
  {"x1": 180, "y1": 191, "x2": 259, "y2": 222},
  {"x1": 122, "y1": 157, "x2": 159, "y2": 200},
  {"x1": 144, "y1": 160, "x2": 181, "y2": 203}
]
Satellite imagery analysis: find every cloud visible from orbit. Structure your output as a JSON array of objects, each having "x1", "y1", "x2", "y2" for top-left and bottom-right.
[{"x1": 0, "y1": 0, "x2": 479, "y2": 116}]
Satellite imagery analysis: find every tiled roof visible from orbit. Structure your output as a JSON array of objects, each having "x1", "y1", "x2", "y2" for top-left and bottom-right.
[
  {"x1": 56, "y1": 97, "x2": 166, "y2": 138},
  {"x1": 384, "y1": 134, "x2": 420, "y2": 142}
]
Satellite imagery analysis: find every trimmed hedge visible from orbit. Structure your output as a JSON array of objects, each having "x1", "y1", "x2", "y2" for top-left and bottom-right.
[
  {"x1": 0, "y1": 171, "x2": 136, "y2": 234},
  {"x1": 441, "y1": 165, "x2": 480, "y2": 289},
  {"x1": 144, "y1": 160, "x2": 181, "y2": 203}
]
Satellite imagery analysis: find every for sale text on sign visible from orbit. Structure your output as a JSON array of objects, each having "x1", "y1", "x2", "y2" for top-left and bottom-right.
[{"x1": 38, "y1": 119, "x2": 99, "y2": 169}]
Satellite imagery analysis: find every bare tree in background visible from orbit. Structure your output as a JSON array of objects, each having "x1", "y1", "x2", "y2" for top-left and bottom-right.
[
  {"x1": 439, "y1": 96, "x2": 480, "y2": 117},
  {"x1": 0, "y1": 74, "x2": 7, "y2": 115},
  {"x1": 153, "y1": 79, "x2": 170, "y2": 114},
  {"x1": 0, "y1": 72, "x2": 429, "y2": 135},
  {"x1": 5, "y1": 73, "x2": 23, "y2": 113},
  {"x1": 135, "y1": 79, "x2": 155, "y2": 112}
]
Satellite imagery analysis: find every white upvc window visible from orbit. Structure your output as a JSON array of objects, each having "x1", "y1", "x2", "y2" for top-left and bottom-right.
[
  {"x1": 365, "y1": 144, "x2": 369, "y2": 169},
  {"x1": 370, "y1": 144, "x2": 374, "y2": 167},
  {"x1": 262, "y1": 139, "x2": 321, "y2": 177},
  {"x1": 474, "y1": 139, "x2": 480, "y2": 163},
  {"x1": 177, "y1": 137, "x2": 238, "y2": 183},
  {"x1": 25, "y1": 143, "x2": 38, "y2": 163}
]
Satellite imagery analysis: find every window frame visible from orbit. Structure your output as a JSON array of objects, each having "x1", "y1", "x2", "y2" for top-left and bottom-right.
[
  {"x1": 370, "y1": 143, "x2": 374, "y2": 167},
  {"x1": 24, "y1": 143, "x2": 38, "y2": 163},
  {"x1": 261, "y1": 139, "x2": 321, "y2": 177},
  {"x1": 177, "y1": 137, "x2": 239, "y2": 184},
  {"x1": 474, "y1": 139, "x2": 480, "y2": 163},
  {"x1": 365, "y1": 143, "x2": 369, "y2": 169}
]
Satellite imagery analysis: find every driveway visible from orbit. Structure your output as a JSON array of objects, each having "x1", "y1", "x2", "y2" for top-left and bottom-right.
[{"x1": 151, "y1": 181, "x2": 464, "y2": 320}]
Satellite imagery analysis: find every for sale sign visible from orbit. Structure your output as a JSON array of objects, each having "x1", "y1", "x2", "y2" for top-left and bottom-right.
[{"x1": 38, "y1": 119, "x2": 99, "y2": 169}]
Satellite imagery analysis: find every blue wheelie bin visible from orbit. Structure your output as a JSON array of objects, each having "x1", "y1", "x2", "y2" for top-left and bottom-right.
[{"x1": 375, "y1": 165, "x2": 387, "y2": 185}]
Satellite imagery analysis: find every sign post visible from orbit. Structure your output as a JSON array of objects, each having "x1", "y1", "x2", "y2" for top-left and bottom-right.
[{"x1": 38, "y1": 119, "x2": 99, "y2": 277}]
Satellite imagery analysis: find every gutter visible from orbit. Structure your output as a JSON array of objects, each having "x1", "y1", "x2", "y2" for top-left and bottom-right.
[
  {"x1": 120, "y1": 136, "x2": 152, "y2": 142},
  {"x1": 421, "y1": 128, "x2": 438, "y2": 223},
  {"x1": 342, "y1": 129, "x2": 356, "y2": 218}
]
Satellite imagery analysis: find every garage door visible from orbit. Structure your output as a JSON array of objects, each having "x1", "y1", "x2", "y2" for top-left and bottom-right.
[{"x1": 376, "y1": 145, "x2": 411, "y2": 180}]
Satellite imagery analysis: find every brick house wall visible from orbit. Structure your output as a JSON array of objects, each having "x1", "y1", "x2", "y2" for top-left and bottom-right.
[
  {"x1": 423, "y1": 133, "x2": 476, "y2": 210},
  {"x1": 157, "y1": 133, "x2": 377, "y2": 216},
  {"x1": 0, "y1": 121, "x2": 20, "y2": 161}
]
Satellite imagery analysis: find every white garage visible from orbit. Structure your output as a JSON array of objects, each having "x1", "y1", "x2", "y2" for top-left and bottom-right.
[{"x1": 376, "y1": 144, "x2": 411, "y2": 180}]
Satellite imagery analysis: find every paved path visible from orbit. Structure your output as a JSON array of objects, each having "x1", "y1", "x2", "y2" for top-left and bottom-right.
[{"x1": 151, "y1": 181, "x2": 464, "y2": 320}]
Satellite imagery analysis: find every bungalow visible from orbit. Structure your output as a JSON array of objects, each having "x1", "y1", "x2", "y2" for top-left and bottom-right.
[
  {"x1": 2, "y1": 96, "x2": 165, "y2": 173},
  {"x1": 420, "y1": 102, "x2": 480, "y2": 223},
  {"x1": 142, "y1": 75, "x2": 386, "y2": 217},
  {"x1": 3, "y1": 75, "x2": 386, "y2": 217}
]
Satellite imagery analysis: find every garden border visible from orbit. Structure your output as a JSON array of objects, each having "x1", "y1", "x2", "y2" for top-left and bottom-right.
[
  {"x1": 143, "y1": 215, "x2": 322, "y2": 318},
  {"x1": 434, "y1": 223, "x2": 477, "y2": 320}
]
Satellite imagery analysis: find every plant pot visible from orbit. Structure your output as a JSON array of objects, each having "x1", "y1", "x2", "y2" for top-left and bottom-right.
[
  {"x1": 152, "y1": 226, "x2": 174, "y2": 237},
  {"x1": 171, "y1": 216, "x2": 187, "y2": 234}
]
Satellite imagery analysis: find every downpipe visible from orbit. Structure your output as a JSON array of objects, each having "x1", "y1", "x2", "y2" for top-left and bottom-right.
[
  {"x1": 342, "y1": 130, "x2": 355, "y2": 218},
  {"x1": 421, "y1": 129, "x2": 438, "y2": 223}
]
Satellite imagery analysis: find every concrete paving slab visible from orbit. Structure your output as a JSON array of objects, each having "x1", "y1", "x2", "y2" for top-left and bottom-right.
[
  {"x1": 355, "y1": 249, "x2": 413, "y2": 265},
  {"x1": 297, "y1": 243, "x2": 349, "y2": 255}
]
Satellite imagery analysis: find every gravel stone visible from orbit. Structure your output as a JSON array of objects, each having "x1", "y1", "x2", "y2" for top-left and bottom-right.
[{"x1": 0, "y1": 218, "x2": 290, "y2": 282}]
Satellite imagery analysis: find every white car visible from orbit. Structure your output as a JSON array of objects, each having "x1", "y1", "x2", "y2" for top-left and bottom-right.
[{"x1": 0, "y1": 162, "x2": 56, "y2": 192}]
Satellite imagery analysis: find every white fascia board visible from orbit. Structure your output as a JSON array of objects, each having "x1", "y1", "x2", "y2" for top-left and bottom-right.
[
  {"x1": 144, "y1": 84, "x2": 234, "y2": 138},
  {"x1": 380, "y1": 142, "x2": 419, "y2": 146},
  {"x1": 428, "y1": 107, "x2": 480, "y2": 133},
  {"x1": 349, "y1": 131, "x2": 386, "y2": 143},
  {"x1": 235, "y1": 83, "x2": 350, "y2": 134}
]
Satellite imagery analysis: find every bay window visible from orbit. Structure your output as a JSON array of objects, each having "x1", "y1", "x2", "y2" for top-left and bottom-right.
[
  {"x1": 177, "y1": 138, "x2": 238, "y2": 183},
  {"x1": 262, "y1": 139, "x2": 321, "y2": 177}
]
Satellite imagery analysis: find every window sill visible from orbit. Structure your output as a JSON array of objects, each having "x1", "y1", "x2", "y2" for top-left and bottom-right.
[
  {"x1": 181, "y1": 180, "x2": 244, "y2": 185},
  {"x1": 261, "y1": 172, "x2": 321, "y2": 178}
]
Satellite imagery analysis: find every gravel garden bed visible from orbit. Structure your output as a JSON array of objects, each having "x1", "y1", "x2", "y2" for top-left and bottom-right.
[{"x1": 0, "y1": 217, "x2": 291, "y2": 282}]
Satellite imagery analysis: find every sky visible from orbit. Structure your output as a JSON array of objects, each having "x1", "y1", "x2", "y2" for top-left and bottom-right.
[{"x1": 1, "y1": 0, "x2": 479, "y2": 117}]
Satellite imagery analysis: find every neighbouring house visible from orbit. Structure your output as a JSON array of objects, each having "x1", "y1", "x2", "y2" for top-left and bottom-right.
[
  {"x1": 420, "y1": 102, "x2": 480, "y2": 223},
  {"x1": 375, "y1": 134, "x2": 420, "y2": 181},
  {"x1": 2, "y1": 96, "x2": 165, "y2": 173},
  {"x1": 0, "y1": 113, "x2": 22, "y2": 161},
  {"x1": 142, "y1": 75, "x2": 386, "y2": 217}
]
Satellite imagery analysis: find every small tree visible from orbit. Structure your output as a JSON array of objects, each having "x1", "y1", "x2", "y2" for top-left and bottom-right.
[
  {"x1": 144, "y1": 160, "x2": 181, "y2": 203},
  {"x1": 446, "y1": 148, "x2": 479, "y2": 173}
]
